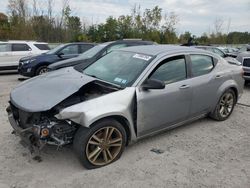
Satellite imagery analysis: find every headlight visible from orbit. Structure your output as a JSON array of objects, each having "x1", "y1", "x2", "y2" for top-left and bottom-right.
[{"x1": 22, "y1": 59, "x2": 36, "y2": 64}]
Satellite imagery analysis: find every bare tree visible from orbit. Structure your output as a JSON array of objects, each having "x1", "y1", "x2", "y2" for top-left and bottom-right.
[
  {"x1": 162, "y1": 12, "x2": 179, "y2": 32},
  {"x1": 8, "y1": 0, "x2": 28, "y2": 20},
  {"x1": 59, "y1": 0, "x2": 69, "y2": 27},
  {"x1": 47, "y1": 0, "x2": 53, "y2": 20},
  {"x1": 214, "y1": 17, "x2": 224, "y2": 34},
  {"x1": 226, "y1": 18, "x2": 231, "y2": 34},
  {"x1": 32, "y1": 0, "x2": 38, "y2": 16}
]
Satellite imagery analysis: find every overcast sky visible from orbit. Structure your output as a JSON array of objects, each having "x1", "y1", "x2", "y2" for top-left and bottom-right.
[{"x1": 0, "y1": 0, "x2": 249, "y2": 36}]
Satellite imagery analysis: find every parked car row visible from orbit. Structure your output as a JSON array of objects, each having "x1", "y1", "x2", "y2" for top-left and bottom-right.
[
  {"x1": 6, "y1": 42, "x2": 244, "y2": 169},
  {"x1": 18, "y1": 42, "x2": 95, "y2": 76},
  {"x1": 0, "y1": 41, "x2": 50, "y2": 70}
]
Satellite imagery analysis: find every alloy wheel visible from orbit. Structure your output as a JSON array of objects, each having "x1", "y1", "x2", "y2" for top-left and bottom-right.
[
  {"x1": 39, "y1": 67, "x2": 48, "y2": 75},
  {"x1": 219, "y1": 92, "x2": 234, "y2": 118},
  {"x1": 86, "y1": 126, "x2": 123, "y2": 166}
]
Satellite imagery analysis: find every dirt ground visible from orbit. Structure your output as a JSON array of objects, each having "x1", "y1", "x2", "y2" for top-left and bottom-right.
[{"x1": 0, "y1": 73, "x2": 249, "y2": 188}]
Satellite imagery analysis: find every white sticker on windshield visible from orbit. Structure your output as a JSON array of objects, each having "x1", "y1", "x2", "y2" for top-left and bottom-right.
[
  {"x1": 133, "y1": 54, "x2": 152, "y2": 61},
  {"x1": 114, "y1": 77, "x2": 127, "y2": 84}
]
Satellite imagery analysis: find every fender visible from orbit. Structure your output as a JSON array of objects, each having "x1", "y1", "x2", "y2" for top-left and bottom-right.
[
  {"x1": 211, "y1": 79, "x2": 239, "y2": 110},
  {"x1": 56, "y1": 87, "x2": 137, "y2": 142}
]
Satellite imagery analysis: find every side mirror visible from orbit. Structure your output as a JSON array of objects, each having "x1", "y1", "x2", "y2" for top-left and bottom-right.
[
  {"x1": 57, "y1": 52, "x2": 64, "y2": 58},
  {"x1": 141, "y1": 79, "x2": 165, "y2": 90}
]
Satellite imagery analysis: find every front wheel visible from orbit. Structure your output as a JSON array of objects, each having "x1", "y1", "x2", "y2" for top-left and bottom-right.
[
  {"x1": 210, "y1": 89, "x2": 236, "y2": 121},
  {"x1": 36, "y1": 65, "x2": 48, "y2": 76},
  {"x1": 73, "y1": 119, "x2": 127, "y2": 169}
]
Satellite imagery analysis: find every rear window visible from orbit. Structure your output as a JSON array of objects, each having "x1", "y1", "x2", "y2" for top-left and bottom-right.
[
  {"x1": 34, "y1": 43, "x2": 50, "y2": 50},
  {"x1": 12, "y1": 43, "x2": 31, "y2": 51},
  {"x1": 0, "y1": 43, "x2": 10, "y2": 52},
  {"x1": 190, "y1": 55, "x2": 214, "y2": 77}
]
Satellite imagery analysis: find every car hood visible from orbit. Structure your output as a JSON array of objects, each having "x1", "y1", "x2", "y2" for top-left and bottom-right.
[
  {"x1": 224, "y1": 57, "x2": 242, "y2": 65},
  {"x1": 236, "y1": 52, "x2": 250, "y2": 63},
  {"x1": 10, "y1": 67, "x2": 96, "y2": 112},
  {"x1": 48, "y1": 56, "x2": 91, "y2": 70}
]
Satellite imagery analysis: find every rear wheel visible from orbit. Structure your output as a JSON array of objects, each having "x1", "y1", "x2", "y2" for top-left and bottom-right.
[
  {"x1": 210, "y1": 89, "x2": 236, "y2": 121},
  {"x1": 73, "y1": 119, "x2": 127, "y2": 169},
  {"x1": 36, "y1": 65, "x2": 48, "y2": 76}
]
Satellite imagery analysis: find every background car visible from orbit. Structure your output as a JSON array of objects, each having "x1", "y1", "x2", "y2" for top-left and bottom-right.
[
  {"x1": 217, "y1": 46, "x2": 239, "y2": 54},
  {"x1": 228, "y1": 44, "x2": 250, "y2": 58},
  {"x1": 0, "y1": 40, "x2": 50, "y2": 71},
  {"x1": 194, "y1": 46, "x2": 227, "y2": 58},
  {"x1": 236, "y1": 49, "x2": 250, "y2": 83},
  {"x1": 7, "y1": 45, "x2": 244, "y2": 169},
  {"x1": 193, "y1": 45, "x2": 241, "y2": 65},
  {"x1": 48, "y1": 39, "x2": 155, "y2": 71},
  {"x1": 18, "y1": 42, "x2": 95, "y2": 77}
]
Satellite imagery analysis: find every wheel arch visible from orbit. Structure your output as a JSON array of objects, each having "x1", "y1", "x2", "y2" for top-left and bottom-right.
[
  {"x1": 34, "y1": 61, "x2": 49, "y2": 70},
  {"x1": 217, "y1": 80, "x2": 239, "y2": 101},
  {"x1": 228, "y1": 86, "x2": 238, "y2": 102},
  {"x1": 89, "y1": 115, "x2": 132, "y2": 145}
]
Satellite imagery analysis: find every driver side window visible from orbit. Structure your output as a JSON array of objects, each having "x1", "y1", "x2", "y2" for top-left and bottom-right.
[
  {"x1": 150, "y1": 56, "x2": 187, "y2": 85},
  {"x1": 60, "y1": 45, "x2": 78, "y2": 55}
]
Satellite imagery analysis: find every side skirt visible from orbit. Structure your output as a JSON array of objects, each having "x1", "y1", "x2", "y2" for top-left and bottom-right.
[{"x1": 137, "y1": 113, "x2": 207, "y2": 141}]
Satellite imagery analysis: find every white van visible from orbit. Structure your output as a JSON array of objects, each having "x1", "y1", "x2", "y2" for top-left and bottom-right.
[{"x1": 0, "y1": 41, "x2": 50, "y2": 70}]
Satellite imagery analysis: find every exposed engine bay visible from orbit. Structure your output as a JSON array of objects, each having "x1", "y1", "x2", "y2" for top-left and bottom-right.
[{"x1": 7, "y1": 81, "x2": 119, "y2": 151}]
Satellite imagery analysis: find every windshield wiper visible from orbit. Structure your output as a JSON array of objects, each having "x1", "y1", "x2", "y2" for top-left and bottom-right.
[{"x1": 84, "y1": 73, "x2": 99, "y2": 79}]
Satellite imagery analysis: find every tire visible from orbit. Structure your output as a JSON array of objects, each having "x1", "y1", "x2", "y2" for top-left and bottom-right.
[
  {"x1": 73, "y1": 119, "x2": 127, "y2": 169},
  {"x1": 210, "y1": 89, "x2": 236, "y2": 121},
  {"x1": 35, "y1": 65, "x2": 48, "y2": 76}
]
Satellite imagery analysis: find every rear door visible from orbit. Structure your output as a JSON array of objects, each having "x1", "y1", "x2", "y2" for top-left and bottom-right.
[
  {"x1": 136, "y1": 55, "x2": 192, "y2": 137},
  {"x1": 187, "y1": 54, "x2": 227, "y2": 116},
  {"x1": 10, "y1": 43, "x2": 33, "y2": 66}
]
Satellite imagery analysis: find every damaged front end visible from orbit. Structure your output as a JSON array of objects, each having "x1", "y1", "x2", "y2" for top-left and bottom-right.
[
  {"x1": 7, "y1": 78, "x2": 120, "y2": 152},
  {"x1": 6, "y1": 103, "x2": 77, "y2": 152}
]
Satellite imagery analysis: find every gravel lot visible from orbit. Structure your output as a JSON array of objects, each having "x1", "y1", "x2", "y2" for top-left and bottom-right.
[{"x1": 0, "y1": 73, "x2": 250, "y2": 188}]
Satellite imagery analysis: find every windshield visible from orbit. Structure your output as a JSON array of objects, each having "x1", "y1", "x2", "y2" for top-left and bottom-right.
[
  {"x1": 83, "y1": 51, "x2": 153, "y2": 87},
  {"x1": 79, "y1": 44, "x2": 107, "y2": 59},
  {"x1": 46, "y1": 44, "x2": 65, "y2": 54}
]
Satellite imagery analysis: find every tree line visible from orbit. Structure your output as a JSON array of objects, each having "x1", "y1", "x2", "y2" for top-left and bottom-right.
[{"x1": 0, "y1": 0, "x2": 249, "y2": 45}]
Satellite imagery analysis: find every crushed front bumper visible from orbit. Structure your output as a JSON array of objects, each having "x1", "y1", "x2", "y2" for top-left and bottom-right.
[{"x1": 6, "y1": 106, "x2": 42, "y2": 152}]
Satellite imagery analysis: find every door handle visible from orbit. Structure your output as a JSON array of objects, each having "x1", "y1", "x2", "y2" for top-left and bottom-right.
[
  {"x1": 179, "y1": 85, "x2": 190, "y2": 89},
  {"x1": 215, "y1": 75, "x2": 223, "y2": 78}
]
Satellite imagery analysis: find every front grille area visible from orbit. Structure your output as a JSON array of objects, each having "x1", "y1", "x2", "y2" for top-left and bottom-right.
[
  {"x1": 243, "y1": 58, "x2": 250, "y2": 67},
  {"x1": 244, "y1": 72, "x2": 250, "y2": 77},
  {"x1": 10, "y1": 103, "x2": 38, "y2": 129}
]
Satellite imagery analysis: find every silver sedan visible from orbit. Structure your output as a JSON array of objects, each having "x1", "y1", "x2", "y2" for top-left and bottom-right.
[{"x1": 7, "y1": 45, "x2": 244, "y2": 169}]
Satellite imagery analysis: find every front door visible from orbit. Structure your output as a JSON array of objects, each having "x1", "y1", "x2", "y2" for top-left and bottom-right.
[
  {"x1": 58, "y1": 44, "x2": 80, "y2": 60},
  {"x1": 136, "y1": 55, "x2": 192, "y2": 137}
]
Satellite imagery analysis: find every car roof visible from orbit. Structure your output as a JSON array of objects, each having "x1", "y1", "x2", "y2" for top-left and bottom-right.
[
  {"x1": 0, "y1": 40, "x2": 48, "y2": 44},
  {"x1": 102, "y1": 40, "x2": 154, "y2": 45},
  {"x1": 195, "y1": 45, "x2": 216, "y2": 49},
  {"x1": 117, "y1": 45, "x2": 208, "y2": 56},
  {"x1": 63, "y1": 42, "x2": 96, "y2": 45}
]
